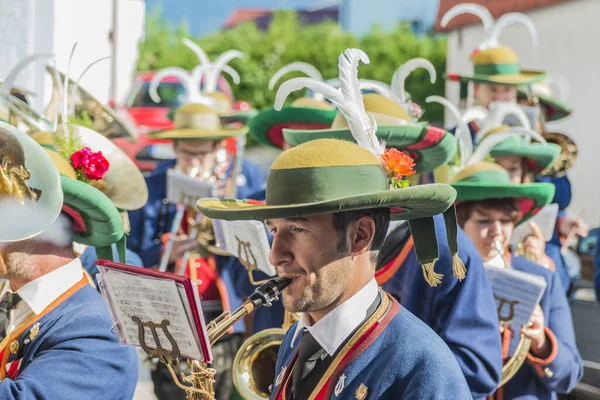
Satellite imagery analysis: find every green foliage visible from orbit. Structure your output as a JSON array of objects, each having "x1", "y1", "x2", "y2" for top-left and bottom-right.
[{"x1": 137, "y1": 9, "x2": 447, "y2": 121}]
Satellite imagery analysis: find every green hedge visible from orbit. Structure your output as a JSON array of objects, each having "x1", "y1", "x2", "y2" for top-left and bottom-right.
[{"x1": 137, "y1": 10, "x2": 447, "y2": 122}]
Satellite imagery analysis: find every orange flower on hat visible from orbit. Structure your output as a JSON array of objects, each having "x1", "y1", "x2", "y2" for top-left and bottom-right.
[{"x1": 382, "y1": 148, "x2": 415, "y2": 177}]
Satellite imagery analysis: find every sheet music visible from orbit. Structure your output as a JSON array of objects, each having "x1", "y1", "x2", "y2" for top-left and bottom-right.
[
  {"x1": 166, "y1": 169, "x2": 217, "y2": 207},
  {"x1": 102, "y1": 269, "x2": 205, "y2": 360},
  {"x1": 511, "y1": 204, "x2": 559, "y2": 246},
  {"x1": 218, "y1": 220, "x2": 276, "y2": 276},
  {"x1": 484, "y1": 266, "x2": 547, "y2": 326}
]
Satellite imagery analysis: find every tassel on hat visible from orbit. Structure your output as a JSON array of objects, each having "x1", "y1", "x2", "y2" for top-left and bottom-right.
[
  {"x1": 408, "y1": 216, "x2": 442, "y2": 287},
  {"x1": 408, "y1": 205, "x2": 466, "y2": 287},
  {"x1": 443, "y1": 206, "x2": 467, "y2": 281}
]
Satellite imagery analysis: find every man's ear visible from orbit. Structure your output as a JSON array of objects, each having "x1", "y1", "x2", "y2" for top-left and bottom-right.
[{"x1": 350, "y1": 216, "x2": 376, "y2": 256}]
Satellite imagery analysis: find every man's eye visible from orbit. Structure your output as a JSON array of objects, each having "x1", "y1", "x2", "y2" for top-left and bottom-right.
[
  {"x1": 269, "y1": 227, "x2": 277, "y2": 234},
  {"x1": 291, "y1": 227, "x2": 305, "y2": 233},
  {"x1": 476, "y1": 219, "x2": 490, "y2": 225}
]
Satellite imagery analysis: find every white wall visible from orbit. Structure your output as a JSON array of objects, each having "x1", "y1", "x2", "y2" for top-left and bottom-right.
[
  {"x1": 0, "y1": 0, "x2": 144, "y2": 113},
  {"x1": 444, "y1": 0, "x2": 600, "y2": 227}
]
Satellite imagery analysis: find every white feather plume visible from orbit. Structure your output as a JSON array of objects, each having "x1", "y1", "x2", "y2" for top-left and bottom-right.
[
  {"x1": 476, "y1": 102, "x2": 531, "y2": 143},
  {"x1": 441, "y1": 3, "x2": 495, "y2": 36},
  {"x1": 182, "y1": 38, "x2": 210, "y2": 66},
  {"x1": 461, "y1": 105, "x2": 488, "y2": 124},
  {"x1": 486, "y1": 12, "x2": 537, "y2": 49},
  {"x1": 390, "y1": 58, "x2": 436, "y2": 105},
  {"x1": 537, "y1": 75, "x2": 569, "y2": 102},
  {"x1": 275, "y1": 49, "x2": 383, "y2": 158},
  {"x1": 149, "y1": 67, "x2": 195, "y2": 104},
  {"x1": 59, "y1": 42, "x2": 79, "y2": 139},
  {"x1": 268, "y1": 62, "x2": 324, "y2": 91},
  {"x1": 202, "y1": 50, "x2": 243, "y2": 93},
  {"x1": 70, "y1": 56, "x2": 111, "y2": 115},
  {"x1": 507, "y1": 127, "x2": 547, "y2": 145},
  {"x1": 357, "y1": 80, "x2": 402, "y2": 103},
  {"x1": 0, "y1": 54, "x2": 54, "y2": 97},
  {"x1": 426, "y1": 95, "x2": 473, "y2": 169}
]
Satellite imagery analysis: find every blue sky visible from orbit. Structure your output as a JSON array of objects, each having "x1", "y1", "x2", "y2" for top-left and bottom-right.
[{"x1": 146, "y1": 0, "x2": 318, "y2": 37}]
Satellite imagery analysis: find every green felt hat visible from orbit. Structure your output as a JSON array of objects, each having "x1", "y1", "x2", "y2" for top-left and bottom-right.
[
  {"x1": 517, "y1": 90, "x2": 572, "y2": 122},
  {"x1": 150, "y1": 103, "x2": 248, "y2": 140},
  {"x1": 249, "y1": 97, "x2": 337, "y2": 148},
  {"x1": 283, "y1": 94, "x2": 456, "y2": 173},
  {"x1": 0, "y1": 122, "x2": 64, "y2": 242},
  {"x1": 481, "y1": 127, "x2": 561, "y2": 175},
  {"x1": 452, "y1": 162, "x2": 555, "y2": 223},
  {"x1": 446, "y1": 47, "x2": 546, "y2": 86},
  {"x1": 198, "y1": 138, "x2": 464, "y2": 287},
  {"x1": 30, "y1": 130, "x2": 126, "y2": 261}
]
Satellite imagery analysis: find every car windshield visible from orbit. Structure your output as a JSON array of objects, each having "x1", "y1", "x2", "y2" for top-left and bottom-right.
[{"x1": 128, "y1": 82, "x2": 187, "y2": 107}]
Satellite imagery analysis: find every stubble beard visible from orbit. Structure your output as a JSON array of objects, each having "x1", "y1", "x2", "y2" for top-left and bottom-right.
[
  {"x1": 0, "y1": 241, "x2": 35, "y2": 281},
  {"x1": 283, "y1": 236, "x2": 350, "y2": 313}
]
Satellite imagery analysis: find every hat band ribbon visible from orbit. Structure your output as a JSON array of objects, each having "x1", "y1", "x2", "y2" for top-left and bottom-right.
[{"x1": 474, "y1": 62, "x2": 520, "y2": 76}]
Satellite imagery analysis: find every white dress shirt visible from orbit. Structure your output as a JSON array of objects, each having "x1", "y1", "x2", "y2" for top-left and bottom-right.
[
  {"x1": 290, "y1": 278, "x2": 379, "y2": 356},
  {"x1": 0, "y1": 258, "x2": 84, "y2": 334}
]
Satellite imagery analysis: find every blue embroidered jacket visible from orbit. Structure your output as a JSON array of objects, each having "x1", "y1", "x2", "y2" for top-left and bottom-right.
[{"x1": 0, "y1": 281, "x2": 138, "y2": 399}]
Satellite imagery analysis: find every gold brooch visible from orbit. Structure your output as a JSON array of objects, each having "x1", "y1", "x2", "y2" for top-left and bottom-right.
[
  {"x1": 355, "y1": 383, "x2": 368, "y2": 400},
  {"x1": 9, "y1": 340, "x2": 19, "y2": 355},
  {"x1": 29, "y1": 323, "x2": 40, "y2": 341}
]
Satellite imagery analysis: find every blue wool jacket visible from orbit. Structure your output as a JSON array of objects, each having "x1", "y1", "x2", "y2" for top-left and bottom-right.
[
  {"x1": 500, "y1": 256, "x2": 583, "y2": 399},
  {"x1": 0, "y1": 281, "x2": 138, "y2": 399},
  {"x1": 271, "y1": 295, "x2": 472, "y2": 400},
  {"x1": 379, "y1": 215, "x2": 502, "y2": 399},
  {"x1": 127, "y1": 158, "x2": 266, "y2": 333}
]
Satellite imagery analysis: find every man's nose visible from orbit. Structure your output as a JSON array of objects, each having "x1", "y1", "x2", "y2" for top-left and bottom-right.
[{"x1": 269, "y1": 230, "x2": 292, "y2": 268}]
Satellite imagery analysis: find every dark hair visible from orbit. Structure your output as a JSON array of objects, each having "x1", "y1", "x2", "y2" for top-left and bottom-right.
[
  {"x1": 456, "y1": 198, "x2": 522, "y2": 227},
  {"x1": 332, "y1": 208, "x2": 390, "y2": 264}
]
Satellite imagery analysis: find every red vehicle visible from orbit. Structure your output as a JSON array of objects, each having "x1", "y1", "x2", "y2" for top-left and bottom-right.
[{"x1": 114, "y1": 72, "x2": 251, "y2": 173}]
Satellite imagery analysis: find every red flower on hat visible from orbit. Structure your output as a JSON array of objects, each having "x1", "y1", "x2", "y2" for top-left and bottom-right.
[
  {"x1": 382, "y1": 148, "x2": 415, "y2": 177},
  {"x1": 71, "y1": 147, "x2": 110, "y2": 181}
]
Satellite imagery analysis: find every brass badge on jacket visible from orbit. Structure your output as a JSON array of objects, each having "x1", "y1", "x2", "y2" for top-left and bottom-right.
[
  {"x1": 9, "y1": 340, "x2": 18, "y2": 355},
  {"x1": 355, "y1": 383, "x2": 368, "y2": 400},
  {"x1": 29, "y1": 323, "x2": 40, "y2": 342}
]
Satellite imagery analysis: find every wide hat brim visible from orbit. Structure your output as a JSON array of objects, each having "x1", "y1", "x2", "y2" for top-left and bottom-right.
[
  {"x1": 283, "y1": 124, "x2": 456, "y2": 174},
  {"x1": 148, "y1": 125, "x2": 248, "y2": 140},
  {"x1": 249, "y1": 107, "x2": 337, "y2": 148},
  {"x1": 445, "y1": 70, "x2": 546, "y2": 86},
  {"x1": 0, "y1": 122, "x2": 64, "y2": 242},
  {"x1": 490, "y1": 141, "x2": 560, "y2": 174},
  {"x1": 197, "y1": 184, "x2": 456, "y2": 222},
  {"x1": 60, "y1": 176, "x2": 125, "y2": 248},
  {"x1": 517, "y1": 91, "x2": 572, "y2": 122},
  {"x1": 452, "y1": 181, "x2": 555, "y2": 223}
]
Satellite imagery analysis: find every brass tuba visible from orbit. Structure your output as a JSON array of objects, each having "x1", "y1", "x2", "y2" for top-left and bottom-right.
[
  {"x1": 45, "y1": 65, "x2": 138, "y2": 141},
  {"x1": 541, "y1": 131, "x2": 577, "y2": 178},
  {"x1": 232, "y1": 311, "x2": 299, "y2": 399},
  {"x1": 492, "y1": 239, "x2": 532, "y2": 390}
]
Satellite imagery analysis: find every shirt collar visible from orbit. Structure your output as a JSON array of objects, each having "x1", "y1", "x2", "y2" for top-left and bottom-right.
[
  {"x1": 291, "y1": 278, "x2": 379, "y2": 356},
  {"x1": 0, "y1": 258, "x2": 84, "y2": 315}
]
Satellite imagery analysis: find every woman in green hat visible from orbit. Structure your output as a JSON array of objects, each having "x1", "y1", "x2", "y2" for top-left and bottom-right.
[
  {"x1": 452, "y1": 161, "x2": 583, "y2": 399},
  {"x1": 198, "y1": 48, "x2": 471, "y2": 399}
]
